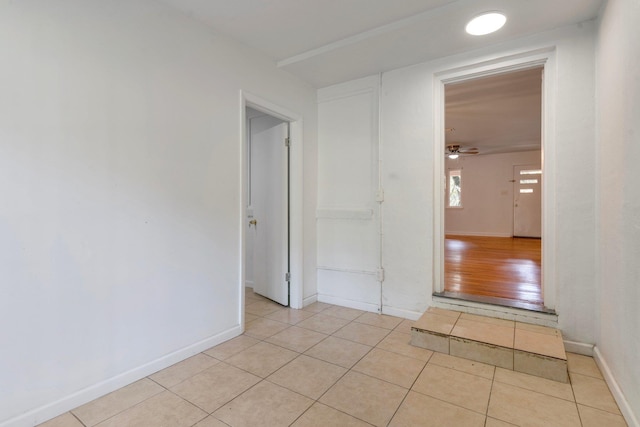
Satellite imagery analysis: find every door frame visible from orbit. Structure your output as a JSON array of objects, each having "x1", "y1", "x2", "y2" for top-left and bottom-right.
[
  {"x1": 240, "y1": 92, "x2": 304, "y2": 322},
  {"x1": 432, "y1": 48, "x2": 557, "y2": 310}
]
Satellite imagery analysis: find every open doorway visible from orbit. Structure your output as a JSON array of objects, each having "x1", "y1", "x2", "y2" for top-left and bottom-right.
[
  {"x1": 245, "y1": 107, "x2": 290, "y2": 307},
  {"x1": 438, "y1": 66, "x2": 547, "y2": 312},
  {"x1": 241, "y1": 93, "x2": 304, "y2": 333}
]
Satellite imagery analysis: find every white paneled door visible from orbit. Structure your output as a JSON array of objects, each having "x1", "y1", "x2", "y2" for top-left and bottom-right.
[
  {"x1": 513, "y1": 164, "x2": 542, "y2": 238},
  {"x1": 248, "y1": 114, "x2": 289, "y2": 306},
  {"x1": 316, "y1": 76, "x2": 382, "y2": 311}
]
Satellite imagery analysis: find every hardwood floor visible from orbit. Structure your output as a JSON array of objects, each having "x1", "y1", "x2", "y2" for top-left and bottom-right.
[{"x1": 443, "y1": 235, "x2": 543, "y2": 309}]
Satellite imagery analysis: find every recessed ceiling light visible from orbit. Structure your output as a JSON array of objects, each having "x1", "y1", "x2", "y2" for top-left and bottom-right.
[{"x1": 465, "y1": 12, "x2": 506, "y2": 36}]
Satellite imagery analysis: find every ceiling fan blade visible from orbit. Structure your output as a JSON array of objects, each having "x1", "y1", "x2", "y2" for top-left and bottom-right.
[{"x1": 459, "y1": 147, "x2": 478, "y2": 153}]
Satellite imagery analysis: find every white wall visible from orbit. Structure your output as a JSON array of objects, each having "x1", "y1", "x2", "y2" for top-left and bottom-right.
[
  {"x1": 316, "y1": 24, "x2": 597, "y2": 335},
  {"x1": 0, "y1": 2, "x2": 316, "y2": 426},
  {"x1": 382, "y1": 24, "x2": 597, "y2": 336},
  {"x1": 596, "y1": 0, "x2": 640, "y2": 423},
  {"x1": 445, "y1": 151, "x2": 541, "y2": 237}
]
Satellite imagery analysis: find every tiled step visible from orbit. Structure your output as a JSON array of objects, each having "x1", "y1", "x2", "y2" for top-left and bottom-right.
[{"x1": 411, "y1": 307, "x2": 568, "y2": 382}]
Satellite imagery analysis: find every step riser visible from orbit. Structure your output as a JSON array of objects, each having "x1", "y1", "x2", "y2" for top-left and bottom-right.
[
  {"x1": 411, "y1": 308, "x2": 568, "y2": 383},
  {"x1": 451, "y1": 337, "x2": 514, "y2": 370}
]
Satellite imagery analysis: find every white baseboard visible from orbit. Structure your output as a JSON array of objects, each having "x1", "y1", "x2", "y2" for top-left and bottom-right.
[
  {"x1": 382, "y1": 305, "x2": 422, "y2": 321},
  {"x1": 593, "y1": 346, "x2": 639, "y2": 427},
  {"x1": 2, "y1": 326, "x2": 242, "y2": 427},
  {"x1": 317, "y1": 294, "x2": 379, "y2": 313},
  {"x1": 244, "y1": 280, "x2": 254, "y2": 288},
  {"x1": 303, "y1": 294, "x2": 318, "y2": 307},
  {"x1": 563, "y1": 340, "x2": 594, "y2": 356}
]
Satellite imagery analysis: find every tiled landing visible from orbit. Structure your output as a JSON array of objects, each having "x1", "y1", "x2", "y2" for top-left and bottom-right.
[{"x1": 411, "y1": 307, "x2": 568, "y2": 382}]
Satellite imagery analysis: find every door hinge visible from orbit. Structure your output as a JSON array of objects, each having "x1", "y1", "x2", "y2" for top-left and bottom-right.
[
  {"x1": 376, "y1": 268, "x2": 385, "y2": 282},
  {"x1": 376, "y1": 189, "x2": 384, "y2": 202},
  {"x1": 285, "y1": 137, "x2": 290, "y2": 147},
  {"x1": 285, "y1": 272, "x2": 291, "y2": 282}
]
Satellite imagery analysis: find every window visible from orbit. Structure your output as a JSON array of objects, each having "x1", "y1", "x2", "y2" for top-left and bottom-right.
[
  {"x1": 519, "y1": 169, "x2": 541, "y2": 194},
  {"x1": 448, "y1": 169, "x2": 462, "y2": 207}
]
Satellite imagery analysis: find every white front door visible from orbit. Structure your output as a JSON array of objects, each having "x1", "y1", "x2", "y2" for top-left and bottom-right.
[
  {"x1": 513, "y1": 164, "x2": 542, "y2": 238},
  {"x1": 248, "y1": 115, "x2": 289, "y2": 306}
]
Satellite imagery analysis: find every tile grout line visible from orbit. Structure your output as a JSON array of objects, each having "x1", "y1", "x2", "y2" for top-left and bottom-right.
[
  {"x1": 427, "y1": 359, "x2": 495, "y2": 381},
  {"x1": 486, "y1": 362, "x2": 497, "y2": 425},
  {"x1": 215, "y1": 300, "x2": 548, "y2": 424},
  {"x1": 47, "y1": 297, "x2": 613, "y2": 427},
  {"x1": 164, "y1": 385, "x2": 212, "y2": 418},
  {"x1": 407, "y1": 388, "x2": 492, "y2": 418},
  {"x1": 413, "y1": 362, "x2": 495, "y2": 415},
  {"x1": 567, "y1": 370, "x2": 585, "y2": 427},
  {"x1": 513, "y1": 320, "x2": 516, "y2": 374},
  {"x1": 384, "y1": 349, "x2": 437, "y2": 426},
  {"x1": 229, "y1": 301, "x2": 375, "y2": 426},
  {"x1": 69, "y1": 412, "x2": 86, "y2": 427},
  {"x1": 289, "y1": 342, "x2": 366, "y2": 425},
  {"x1": 77, "y1": 385, "x2": 166, "y2": 427},
  {"x1": 276, "y1": 311, "x2": 402, "y2": 426}
]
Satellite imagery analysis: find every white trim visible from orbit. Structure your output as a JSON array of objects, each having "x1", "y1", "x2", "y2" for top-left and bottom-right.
[
  {"x1": 316, "y1": 208, "x2": 374, "y2": 220},
  {"x1": 433, "y1": 67, "x2": 446, "y2": 295},
  {"x1": 593, "y1": 347, "x2": 640, "y2": 427},
  {"x1": 317, "y1": 294, "x2": 379, "y2": 313},
  {"x1": 1, "y1": 326, "x2": 241, "y2": 427},
  {"x1": 240, "y1": 92, "x2": 304, "y2": 310},
  {"x1": 433, "y1": 47, "x2": 555, "y2": 80},
  {"x1": 433, "y1": 48, "x2": 557, "y2": 311},
  {"x1": 382, "y1": 306, "x2": 423, "y2": 321},
  {"x1": 317, "y1": 266, "x2": 377, "y2": 276},
  {"x1": 563, "y1": 340, "x2": 594, "y2": 356},
  {"x1": 317, "y1": 75, "x2": 381, "y2": 103},
  {"x1": 303, "y1": 294, "x2": 318, "y2": 307},
  {"x1": 277, "y1": 6, "x2": 456, "y2": 69},
  {"x1": 244, "y1": 280, "x2": 254, "y2": 288}
]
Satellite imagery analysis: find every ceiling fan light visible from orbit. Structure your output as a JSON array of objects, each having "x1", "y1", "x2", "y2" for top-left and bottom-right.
[
  {"x1": 465, "y1": 12, "x2": 506, "y2": 36},
  {"x1": 448, "y1": 153, "x2": 459, "y2": 160}
]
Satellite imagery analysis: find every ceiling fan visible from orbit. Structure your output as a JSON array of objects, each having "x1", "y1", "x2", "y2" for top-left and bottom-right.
[{"x1": 446, "y1": 144, "x2": 479, "y2": 159}]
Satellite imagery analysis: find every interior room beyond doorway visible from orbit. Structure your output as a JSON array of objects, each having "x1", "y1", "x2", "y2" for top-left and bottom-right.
[
  {"x1": 440, "y1": 235, "x2": 545, "y2": 311},
  {"x1": 441, "y1": 66, "x2": 545, "y2": 312}
]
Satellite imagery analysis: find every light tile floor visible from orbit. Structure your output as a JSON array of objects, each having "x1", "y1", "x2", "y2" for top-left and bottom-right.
[{"x1": 40, "y1": 289, "x2": 627, "y2": 427}]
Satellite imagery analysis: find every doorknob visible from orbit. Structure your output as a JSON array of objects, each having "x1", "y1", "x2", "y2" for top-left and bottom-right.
[{"x1": 249, "y1": 219, "x2": 257, "y2": 227}]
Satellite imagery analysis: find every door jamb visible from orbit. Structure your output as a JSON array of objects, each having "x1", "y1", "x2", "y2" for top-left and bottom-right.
[
  {"x1": 240, "y1": 92, "x2": 304, "y2": 326},
  {"x1": 432, "y1": 48, "x2": 557, "y2": 310}
]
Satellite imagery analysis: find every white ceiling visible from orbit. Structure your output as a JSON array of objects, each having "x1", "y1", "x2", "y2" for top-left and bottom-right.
[
  {"x1": 157, "y1": 0, "x2": 604, "y2": 88},
  {"x1": 446, "y1": 67, "x2": 543, "y2": 155},
  {"x1": 156, "y1": 0, "x2": 603, "y2": 155}
]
